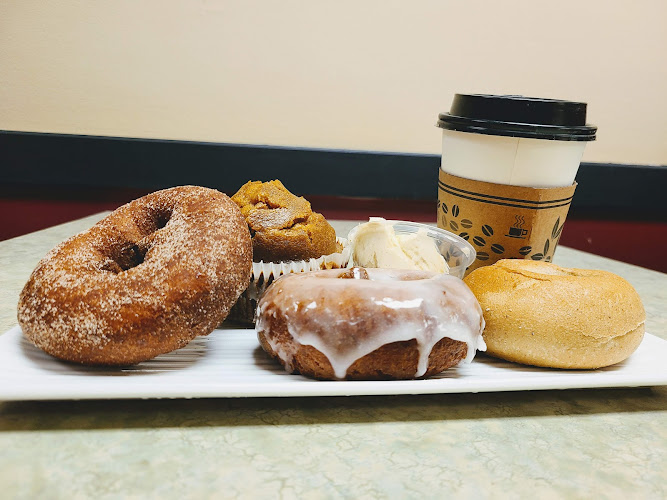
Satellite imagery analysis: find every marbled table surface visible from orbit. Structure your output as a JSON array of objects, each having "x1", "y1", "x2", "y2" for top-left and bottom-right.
[{"x1": 1, "y1": 215, "x2": 665, "y2": 499}]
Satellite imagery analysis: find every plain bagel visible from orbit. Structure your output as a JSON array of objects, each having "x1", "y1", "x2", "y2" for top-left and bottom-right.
[{"x1": 463, "y1": 259, "x2": 645, "y2": 369}]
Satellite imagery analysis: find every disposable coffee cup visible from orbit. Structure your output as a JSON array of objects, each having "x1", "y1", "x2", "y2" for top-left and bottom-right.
[{"x1": 436, "y1": 94, "x2": 596, "y2": 272}]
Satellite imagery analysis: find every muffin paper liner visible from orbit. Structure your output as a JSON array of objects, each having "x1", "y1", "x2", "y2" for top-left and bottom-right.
[{"x1": 226, "y1": 238, "x2": 350, "y2": 325}]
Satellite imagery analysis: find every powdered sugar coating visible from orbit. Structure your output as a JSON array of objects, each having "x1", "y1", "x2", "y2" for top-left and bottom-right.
[{"x1": 17, "y1": 186, "x2": 252, "y2": 365}]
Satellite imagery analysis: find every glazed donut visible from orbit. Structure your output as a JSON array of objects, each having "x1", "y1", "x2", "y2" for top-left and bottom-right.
[
  {"x1": 463, "y1": 259, "x2": 646, "y2": 369},
  {"x1": 18, "y1": 186, "x2": 252, "y2": 366},
  {"x1": 256, "y1": 267, "x2": 486, "y2": 380}
]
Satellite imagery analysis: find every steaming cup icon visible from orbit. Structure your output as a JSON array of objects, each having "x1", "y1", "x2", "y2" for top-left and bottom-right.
[
  {"x1": 506, "y1": 215, "x2": 529, "y2": 238},
  {"x1": 507, "y1": 227, "x2": 529, "y2": 238}
]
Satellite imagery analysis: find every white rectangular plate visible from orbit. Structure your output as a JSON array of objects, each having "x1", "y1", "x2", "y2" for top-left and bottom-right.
[{"x1": 1, "y1": 326, "x2": 667, "y2": 401}]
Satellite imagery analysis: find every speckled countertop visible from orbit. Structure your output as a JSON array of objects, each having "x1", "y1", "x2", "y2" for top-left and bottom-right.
[{"x1": 1, "y1": 215, "x2": 666, "y2": 499}]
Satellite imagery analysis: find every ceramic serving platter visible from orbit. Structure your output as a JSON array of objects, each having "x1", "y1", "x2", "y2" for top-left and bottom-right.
[{"x1": 1, "y1": 326, "x2": 666, "y2": 401}]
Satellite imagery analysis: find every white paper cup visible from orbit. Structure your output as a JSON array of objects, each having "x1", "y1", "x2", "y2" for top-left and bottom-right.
[
  {"x1": 436, "y1": 94, "x2": 596, "y2": 271},
  {"x1": 437, "y1": 94, "x2": 596, "y2": 188},
  {"x1": 441, "y1": 129, "x2": 587, "y2": 188}
]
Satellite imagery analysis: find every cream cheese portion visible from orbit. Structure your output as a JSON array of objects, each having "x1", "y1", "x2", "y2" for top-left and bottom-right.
[{"x1": 350, "y1": 218, "x2": 449, "y2": 274}]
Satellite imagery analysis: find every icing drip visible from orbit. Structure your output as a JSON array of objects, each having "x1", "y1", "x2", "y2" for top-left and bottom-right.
[{"x1": 256, "y1": 268, "x2": 486, "y2": 379}]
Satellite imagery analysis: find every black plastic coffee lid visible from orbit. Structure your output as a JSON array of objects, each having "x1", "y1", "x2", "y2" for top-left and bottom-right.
[{"x1": 437, "y1": 94, "x2": 597, "y2": 141}]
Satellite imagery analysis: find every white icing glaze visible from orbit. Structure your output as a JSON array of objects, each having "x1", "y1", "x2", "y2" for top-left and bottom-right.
[{"x1": 256, "y1": 268, "x2": 486, "y2": 379}]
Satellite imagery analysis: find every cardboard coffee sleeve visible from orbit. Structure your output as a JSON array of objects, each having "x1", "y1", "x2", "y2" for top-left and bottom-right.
[{"x1": 438, "y1": 170, "x2": 576, "y2": 273}]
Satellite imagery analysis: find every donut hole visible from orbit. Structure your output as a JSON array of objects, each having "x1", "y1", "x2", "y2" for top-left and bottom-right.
[
  {"x1": 100, "y1": 207, "x2": 174, "y2": 274},
  {"x1": 100, "y1": 242, "x2": 146, "y2": 273},
  {"x1": 152, "y1": 207, "x2": 172, "y2": 231},
  {"x1": 116, "y1": 243, "x2": 145, "y2": 271},
  {"x1": 138, "y1": 206, "x2": 173, "y2": 234},
  {"x1": 129, "y1": 205, "x2": 173, "y2": 238}
]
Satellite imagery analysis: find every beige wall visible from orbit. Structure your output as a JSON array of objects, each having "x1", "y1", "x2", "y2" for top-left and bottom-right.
[{"x1": 1, "y1": 0, "x2": 666, "y2": 165}]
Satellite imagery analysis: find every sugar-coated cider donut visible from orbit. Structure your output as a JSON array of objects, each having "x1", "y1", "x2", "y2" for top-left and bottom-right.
[
  {"x1": 18, "y1": 186, "x2": 252, "y2": 366},
  {"x1": 463, "y1": 259, "x2": 646, "y2": 369},
  {"x1": 256, "y1": 267, "x2": 486, "y2": 380}
]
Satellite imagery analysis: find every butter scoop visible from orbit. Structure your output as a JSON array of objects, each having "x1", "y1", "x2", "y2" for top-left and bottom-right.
[{"x1": 349, "y1": 218, "x2": 449, "y2": 274}]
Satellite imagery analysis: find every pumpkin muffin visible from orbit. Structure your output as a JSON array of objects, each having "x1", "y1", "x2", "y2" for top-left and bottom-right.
[
  {"x1": 227, "y1": 180, "x2": 350, "y2": 324},
  {"x1": 231, "y1": 180, "x2": 339, "y2": 262}
]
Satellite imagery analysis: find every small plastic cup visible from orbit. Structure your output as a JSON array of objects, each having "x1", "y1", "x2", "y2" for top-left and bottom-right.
[{"x1": 348, "y1": 219, "x2": 476, "y2": 279}]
